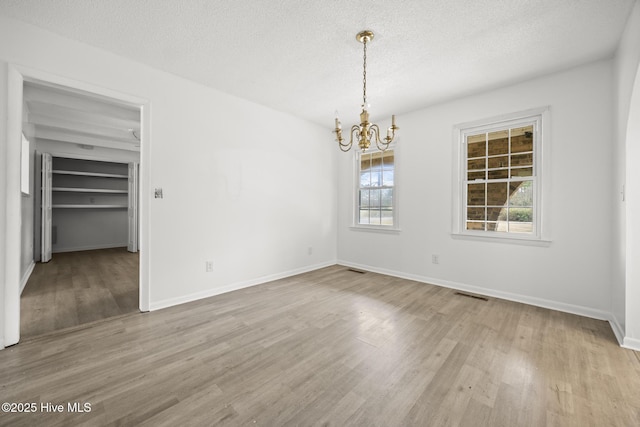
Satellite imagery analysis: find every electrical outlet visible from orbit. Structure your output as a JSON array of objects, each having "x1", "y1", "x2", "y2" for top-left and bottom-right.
[
  {"x1": 205, "y1": 261, "x2": 214, "y2": 272},
  {"x1": 432, "y1": 254, "x2": 439, "y2": 264}
]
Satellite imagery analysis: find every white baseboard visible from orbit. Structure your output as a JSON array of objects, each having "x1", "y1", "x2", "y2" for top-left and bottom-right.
[
  {"x1": 608, "y1": 315, "x2": 640, "y2": 351},
  {"x1": 622, "y1": 337, "x2": 640, "y2": 352},
  {"x1": 338, "y1": 259, "x2": 612, "y2": 322},
  {"x1": 608, "y1": 314, "x2": 625, "y2": 346},
  {"x1": 150, "y1": 260, "x2": 337, "y2": 311},
  {"x1": 53, "y1": 243, "x2": 127, "y2": 253},
  {"x1": 20, "y1": 260, "x2": 36, "y2": 295}
]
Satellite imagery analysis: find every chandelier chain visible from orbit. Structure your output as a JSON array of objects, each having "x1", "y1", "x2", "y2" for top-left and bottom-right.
[{"x1": 362, "y1": 37, "x2": 367, "y2": 107}]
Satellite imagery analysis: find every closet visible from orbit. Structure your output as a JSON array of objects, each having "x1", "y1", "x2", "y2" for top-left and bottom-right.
[{"x1": 40, "y1": 154, "x2": 139, "y2": 262}]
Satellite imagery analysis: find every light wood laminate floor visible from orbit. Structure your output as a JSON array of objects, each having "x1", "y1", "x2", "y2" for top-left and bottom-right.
[
  {"x1": 20, "y1": 247, "x2": 139, "y2": 339},
  {"x1": 2, "y1": 265, "x2": 639, "y2": 426}
]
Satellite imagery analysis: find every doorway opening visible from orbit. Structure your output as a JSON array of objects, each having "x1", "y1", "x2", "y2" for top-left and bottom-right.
[
  {"x1": 4, "y1": 66, "x2": 149, "y2": 346},
  {"x1": 22, "y1": 81, "x2": 141, "y2": 339}
]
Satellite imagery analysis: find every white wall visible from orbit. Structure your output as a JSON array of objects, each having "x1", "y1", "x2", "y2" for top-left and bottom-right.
[
  {"x1": 338, "y1": 60, "x2": 614, "y2": 318},
  {"x1": 617, "y1": 1, "x2": 640, "y2": 350},
  {"x1": 616, "y1": 0, "x2": 640, "y2": 348},
  {"x1": 625, "y1": 69, "x2": 640, "y2": 348},
  {"x1": 0, "y1": 61, "x2": 7, "y2": 348},
  {"x1": 20, "y1": 102, "x2": 35, "y2": 282},
  {"x1": 0, "y1": 15, "x2": 337, "y2": 346},
  {"x1": 144, "y1": 84, "x2": 337, "y2": 307},
  {"x1": 51, "y1": 210, "x2": 128, "y2": 253},
  {"x1": 19, "y1": 139, "x2": 34, "y2": 290}
]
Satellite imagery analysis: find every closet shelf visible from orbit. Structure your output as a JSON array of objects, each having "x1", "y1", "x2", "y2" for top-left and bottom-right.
[
  {"x1": 52, "y1": 204, "x2": 128, "y2": 209},
  {"x1": 52, "y1": 187, "x2": 128, "y2": 194},
  {"x1": 52, "y1": 170, "x2": 128, "y2": 179}
]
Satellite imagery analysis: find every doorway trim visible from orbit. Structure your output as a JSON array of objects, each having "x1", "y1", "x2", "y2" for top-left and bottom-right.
[
  {"x1": 3, "y1": 64, "x2": 151, "y2": 348},
  {"x1": 623, "y1": 60, "x2": 640, "y2": 351}
]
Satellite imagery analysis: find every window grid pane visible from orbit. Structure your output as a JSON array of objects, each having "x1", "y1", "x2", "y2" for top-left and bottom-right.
[
  {"x1": 358, "y1": 150, "x2": 395, "y2": 226},
  {"x1": 464, "y1": 124, "x2": 535, "y2": 234}
]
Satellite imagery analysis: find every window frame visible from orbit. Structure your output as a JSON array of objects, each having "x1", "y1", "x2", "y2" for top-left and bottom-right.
[
  {"x1": 452, "y1": 107, "x2": 551, "y2": 245},
  {"x1": 351, "y1": 146, "x2": 400, "y2": 232}
]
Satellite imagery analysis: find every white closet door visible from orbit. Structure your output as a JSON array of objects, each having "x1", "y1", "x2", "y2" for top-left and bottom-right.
[
  {"x1": 127, "y1": 162, "x2": 139, "y2": 253},
  {"x1": 41, "y1": 153, "x2": 52, "y2": 262}
]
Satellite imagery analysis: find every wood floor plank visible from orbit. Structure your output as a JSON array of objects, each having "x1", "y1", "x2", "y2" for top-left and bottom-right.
[
  {"x1": 20, "y1": 248, "x2": 139, "y2": 339},
  {"x1": 1, "y1": 265, "x2": 639, "y2": 426}
]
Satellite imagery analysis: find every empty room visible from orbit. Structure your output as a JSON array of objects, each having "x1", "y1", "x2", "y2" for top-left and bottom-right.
[{"x1": 1, "y1": 0, "x2": 640, "y2": 426}]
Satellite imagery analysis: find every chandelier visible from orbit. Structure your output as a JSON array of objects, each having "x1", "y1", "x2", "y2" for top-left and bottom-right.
[{"x1": 334, "y1": 30, "x2": 398, "y2": 152}]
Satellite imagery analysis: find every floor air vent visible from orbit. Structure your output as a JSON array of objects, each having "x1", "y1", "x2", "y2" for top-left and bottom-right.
[
  {"x1": 455, "y1": 292, "x2": 489, "y2": 301},
  {"x1": 347, "y1": 268, "x2": 366, "y2": 274}
]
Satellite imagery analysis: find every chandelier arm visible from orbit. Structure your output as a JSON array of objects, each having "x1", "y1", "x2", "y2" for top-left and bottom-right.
[
  {"x1": 369, "y1": 123, "x2": 381, "y2": 143},
  {"x1": 375, "y1": 139, "x2": 392, "y2": 152},
  {"x1": 370, "y1": 124, "x2": 392, "y2": 152},
  {"x1": 337, "y1": 129, "x2": 352, "y2": 152},
  {"x1": 350, "y1": 125, "x2": 361, "y2": 150},
  {"x1": 387, "y1": 128, "x2": 397, "y2": 144},
  {"x1": 337, "y1": 125, "x2": 359, "y2": 152},
  {"x1": 338, "y1": 141, "x2": 352, "y2": 152}
]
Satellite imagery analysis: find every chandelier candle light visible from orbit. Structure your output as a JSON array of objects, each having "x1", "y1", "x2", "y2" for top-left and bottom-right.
[{"x1": 334, "y1": 30, "x2": 398, "y2": 152}]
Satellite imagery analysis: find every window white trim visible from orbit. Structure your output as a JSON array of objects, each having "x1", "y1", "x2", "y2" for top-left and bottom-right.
[
  {"x1": 351, "y1": 145, "x2": 400, "y2": 231},
  {"x1": 452, "y1": 107, "x2": 551, "y2": 243},
  {"x1": 349, "y1": 224, "x2": 402, "y2": 233}
]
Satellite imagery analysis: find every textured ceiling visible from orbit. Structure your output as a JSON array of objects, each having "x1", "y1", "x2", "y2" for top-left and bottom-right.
[{"x1": 0, "y1": 0, "x2": 635, "y2": 126}]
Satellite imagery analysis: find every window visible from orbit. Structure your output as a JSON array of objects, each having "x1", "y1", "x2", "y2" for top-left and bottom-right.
[
  {"x1": 453, "y1": 108, "x2": 549, "y2": 242},
  {"x1": 355, "y1": 149, "x2": 397, "y2": 229}
]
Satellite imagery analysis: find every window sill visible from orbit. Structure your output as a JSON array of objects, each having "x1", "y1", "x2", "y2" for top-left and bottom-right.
[
  {"x1": 349, "y1": 225, "x2": 401, "y2": 234},
  {"x1": 451, "y1": 232, "x2": 551, "y2": 247}
]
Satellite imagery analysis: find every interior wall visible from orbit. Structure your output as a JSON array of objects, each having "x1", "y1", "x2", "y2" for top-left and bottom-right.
[
  {"x1": 19, "y1": 136, "x2": 34, "y2": 288},
  {"x1": 338, "y1": 59, "x2": 614, "y2": 318},
  {"x1": 4, "y1": 61, "x2": 23, "y2": 346},
  {"x1": 51, "y1": 210, "x2": 128, "y2": 252},
  {"x1": 21, "y1": 101, "x2": 36, "y2": 272},
  {"x1": 0, "y1": 61, "x2": 7, "y2": 348},
  {"x1": 613, "y1": 0, "x2": 640, "y2": 347},
  {"x1": 0, "y1": 14, "x2": 337, "y2": 348},
  {"x1": 147, "y1": 96, "x2": 337, "y2": 307},
  {"x1": 625, "y1": 64, "x2": 640, "y2": 348}
]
